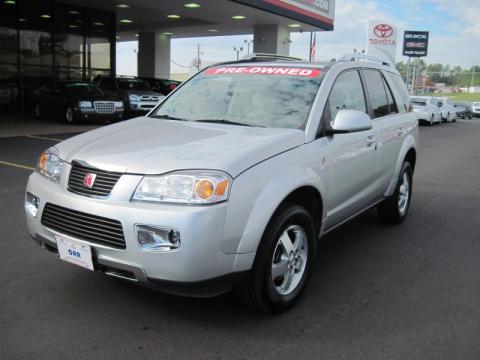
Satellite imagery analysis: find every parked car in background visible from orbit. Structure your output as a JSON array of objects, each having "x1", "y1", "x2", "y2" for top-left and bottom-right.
[
  {"x1": 436, "y1": 98, "x2": 456, "y2": 122},
  {"x1": 92, "y1": 76, "x2": 164, "y2": 118},
  {"x1": 26, "y1": 54, "x2": 418, "y2": 312},
  {"x1": 140, "y1": 77, "x2": 181, "y2": 96},
  {"x1": 0, "y1": 77, "x2": 19, "y2": 112},
  {"x1": 471, "y1": 102, "x2": 480, "y2": 118},
  {"x1": 33, "y1": 81, "x2": 124, "y2": 124},
  {"x1": 411, "y1": 96, "x2": 442, "y2": 125},
  {"x1": 453, "y1": 102, "x2": 473, "y2": 119}
]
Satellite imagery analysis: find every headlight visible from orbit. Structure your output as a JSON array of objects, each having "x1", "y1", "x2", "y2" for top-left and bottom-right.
[
  {"x1": 132, "y1": 171, "x2": 231, "y2": 204},
  {"x1": 36, "y1": 147, "x2": 64, "y2": 183},
  {"x1": 78, "y1": 100, "x2": 92, "y2": 108},
  {"x1": 114, "y1": 101, "x2": 123, "y2": 108},
  {"x1": 129, "y1": 94, "x2": 141, "y2": 102}
]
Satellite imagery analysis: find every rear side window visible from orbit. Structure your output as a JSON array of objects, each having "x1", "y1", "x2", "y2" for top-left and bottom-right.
[
  {"x1": 326, "y1": 70, "x2": 366, "y2": 123},
  {"x1": 387, "y1": 72, "x2": 411, "y2": 112},
  {"x1": 363, "y1": 70, "x2": 390, "y2": 118}
]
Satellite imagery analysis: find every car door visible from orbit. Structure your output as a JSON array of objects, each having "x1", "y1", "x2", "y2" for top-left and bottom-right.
[
  {"x1": 322, "y1": 69, "x2": 380, "y2": 229},
  {"x1": 362, "y1": 69, "x2": 405, "y2": 194},
  {"x1": 50, "y1": 82, "x2": 67, "y2": 117}
]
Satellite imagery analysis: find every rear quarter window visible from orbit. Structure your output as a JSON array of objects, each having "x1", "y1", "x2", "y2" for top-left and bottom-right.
[{"x1": 386, "y1": 72, "x2": 411, "y2": 112}]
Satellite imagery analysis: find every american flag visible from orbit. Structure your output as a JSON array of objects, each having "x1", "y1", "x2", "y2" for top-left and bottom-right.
[{"x1": 310, "y1": 32, "x2": 316, "y2": 62}]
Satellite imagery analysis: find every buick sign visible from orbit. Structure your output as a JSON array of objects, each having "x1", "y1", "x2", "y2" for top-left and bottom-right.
[{"x1": 403, "y1": 31, "x2": 429, "y2": 57}]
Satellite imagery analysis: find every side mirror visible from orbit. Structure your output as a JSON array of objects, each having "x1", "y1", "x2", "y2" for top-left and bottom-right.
[{"x1": 328, "y1": 109, "x2": 373, "y2": 134}]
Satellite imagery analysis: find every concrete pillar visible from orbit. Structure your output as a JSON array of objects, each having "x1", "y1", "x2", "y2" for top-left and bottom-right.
[
  {"x1": 253, "y1": 25, "x2": 290, "y2": 56},
  {"x1": 137, "y1": 32, "x2": 171, "y2": 79}
]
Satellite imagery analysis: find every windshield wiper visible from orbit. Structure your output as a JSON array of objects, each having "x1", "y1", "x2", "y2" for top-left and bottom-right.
[
  {"x1": 151, "y1": 114, "x2": 188, "y2": 121},
  {"x1": 196, "y1": 119, "x2": 261, "y2": 127}
]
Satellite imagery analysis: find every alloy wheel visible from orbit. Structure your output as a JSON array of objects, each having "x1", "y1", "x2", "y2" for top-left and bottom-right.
[{"x1": 271, "y1": 225, "x2": 308, "y2": 296}]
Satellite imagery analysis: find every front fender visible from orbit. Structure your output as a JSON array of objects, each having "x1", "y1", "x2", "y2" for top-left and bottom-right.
[{"x1": 222, "y1": 145, "x2": 328, "y2": 255}]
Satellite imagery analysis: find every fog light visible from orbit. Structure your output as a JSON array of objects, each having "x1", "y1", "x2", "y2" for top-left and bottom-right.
[
  {"x1": 136, "y1": 225, "x2": 181, "y2": 251},
  {"x1": 25, "y1": 192, "x2": 40, "y2": 218}
]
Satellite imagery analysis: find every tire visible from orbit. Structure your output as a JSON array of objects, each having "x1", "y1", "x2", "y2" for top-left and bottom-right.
[
  {"x1": 236, "y1": 204, "x2": 316, "y2": 313},
  {"x1": 34, "y1": 102, "x2": 42, "y2": 119},
  {"x1": 429, "y1": 115, "x2": 434, "y2": 126},
  {"x1": 65, "y1": 106, "x2": 76, "y2": 124},
  {"x1": 377, "y1": 161, "x2": 413, "y2": 224}
]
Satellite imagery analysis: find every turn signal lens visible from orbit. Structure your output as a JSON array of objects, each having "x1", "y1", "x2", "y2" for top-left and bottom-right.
[
  {"x1": 215, "y1": 179, "x2": 229, "y2": 196},
  {"x1": 195, "y1": 179, "x2": 214, "y2": 199},
  {"x1": 38, "y1": 151, "x2": 48, "y2": 176}
]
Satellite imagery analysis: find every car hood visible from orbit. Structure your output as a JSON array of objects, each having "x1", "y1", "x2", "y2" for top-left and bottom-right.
[
  {"x1": 56, "y1": 117, "x2": 305, "y2": 177},
  {"x1": 70, "y1": 94, "x2": 120, "y2": 102},
  {"x1": 122, "y1": 89, "x2": 163, "y2": 97}
]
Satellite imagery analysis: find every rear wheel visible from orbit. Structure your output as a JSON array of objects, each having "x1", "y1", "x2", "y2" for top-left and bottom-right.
[
  {"x1": 236, "y1": 204, "x2": 315, "y2": 313},
  {"x1": 377, "y1": 161, "x2": 413, "y2": 224}
]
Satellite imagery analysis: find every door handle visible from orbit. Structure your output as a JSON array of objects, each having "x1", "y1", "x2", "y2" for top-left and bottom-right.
[
  {"x1": 397, "y1": 127, "x2": 406, "y2": 136},
  {"x1": 366, "y1": 135, "x2": 376, "y2": 147}
]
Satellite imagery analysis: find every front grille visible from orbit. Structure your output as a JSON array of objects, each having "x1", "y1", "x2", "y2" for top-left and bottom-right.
[
  {"x1": 68, "y1": 162, "x2": 122, "y2": 197},
  {"x1": 41, "y1": 203, "x2": 126, "y2": 249},
  {"x1": 140, "y1": 95, "x2": 160, "y2": 102},
  {"x1": 94, "y1": 101, "x2": 115, "y2": 114}
]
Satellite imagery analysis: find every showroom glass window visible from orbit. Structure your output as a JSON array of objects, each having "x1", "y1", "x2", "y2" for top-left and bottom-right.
[
  {"x1": 86, "y1": 9, "x2": 112, "y2": 79},
  {"x1": 0, "y1": 0, "x2": 18, "y2": 65},
  {"x1": 53, "y1": 3, "x2": 84, "y2": 81}
]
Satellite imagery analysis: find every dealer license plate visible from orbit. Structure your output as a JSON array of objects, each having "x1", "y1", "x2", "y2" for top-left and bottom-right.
[{"x1": 56, "y1": 236, "x2": 94, "y2": 271}]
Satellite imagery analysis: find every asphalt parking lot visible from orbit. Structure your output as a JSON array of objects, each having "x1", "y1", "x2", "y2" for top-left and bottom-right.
[{"x1": 1, "y1": 120, "x2": 480, "y2": 360}]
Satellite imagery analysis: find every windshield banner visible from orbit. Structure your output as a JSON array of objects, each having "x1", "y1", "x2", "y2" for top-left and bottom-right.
[{"x1": 205, "y1": 66, "x2": 322, "y2": 77}]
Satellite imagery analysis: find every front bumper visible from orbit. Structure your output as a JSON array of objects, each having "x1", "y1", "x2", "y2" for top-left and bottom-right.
[
  {"x1": 25, "y1": 169, "x2": 255, "y2": 296},
  {"x1": 77, "y1": 108, "x2": 124, "y2": 121}
]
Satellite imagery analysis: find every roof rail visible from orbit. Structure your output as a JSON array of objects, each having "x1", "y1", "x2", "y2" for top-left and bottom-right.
[
  {"x1": 338, "y1": 53, "x2": 391, "y2": 67},
  {"x1": 241, "y1": 53, "x2": 303, "y2": 62}
]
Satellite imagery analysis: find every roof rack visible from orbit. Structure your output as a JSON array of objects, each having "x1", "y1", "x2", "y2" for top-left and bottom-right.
[
  {"x1": 338, "y1": 53, "x2": 391, "y2": 67},
  {"x1": 241, "y1": 53, "x2": 303, "y2": 62},
  {"x1": 214, "y1": 53, "x2": 304, "y2": 67}
]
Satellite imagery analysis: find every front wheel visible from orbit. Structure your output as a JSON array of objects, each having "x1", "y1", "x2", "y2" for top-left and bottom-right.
[
  {"x1": 377, "y1": 161, "x2": 413, "y2": 224},
  {"x1": 34, "y1": 102, "x2": 42, "y2": 119},
  {"x1": 65, "y1": 106, "x2": 76, "y2": 124},
  {"x1": 236, "y1": 204, "x2": 316, "y2": 313}
]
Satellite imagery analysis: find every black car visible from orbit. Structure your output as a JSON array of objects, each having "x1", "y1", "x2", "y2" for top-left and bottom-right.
[
  {"x1": 92, "y1": 76, "x2": 164, "y2": 118},
  {"x1": 453, "y1": 101, "x2": 473, "y2": 119},
  {"x1": 33, "y1": 81, "x2": 124, "y2": 124},
  {"x1": 139, "y1": 77, "x2": 181, "y2": 96}
]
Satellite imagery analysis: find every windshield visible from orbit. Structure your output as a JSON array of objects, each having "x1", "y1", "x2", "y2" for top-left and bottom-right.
[
  {"x1": 64, "y1": 83, "x2": 104, "y2": 96},
  {"x1": 118, "y1": 79, "x2": 151, "y2": 91},
  {"x1": 150, "y1": 65, "x2": 324, "y2": 129}
]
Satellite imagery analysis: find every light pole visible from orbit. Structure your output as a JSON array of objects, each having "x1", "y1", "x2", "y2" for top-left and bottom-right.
[
  {"x1": 233, "y1": 46, "x2": 244, "y2": 60},
  {"x1": 243, "y1": 39, "x2": 253, "y2": 54}
]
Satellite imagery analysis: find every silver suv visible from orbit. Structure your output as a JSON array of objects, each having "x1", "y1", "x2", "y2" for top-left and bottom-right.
[{"x1": 25, "y1": 54, "x2": 418, "y2": 312}]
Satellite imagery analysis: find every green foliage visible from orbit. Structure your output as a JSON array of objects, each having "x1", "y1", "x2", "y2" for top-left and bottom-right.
[
  {"x1": 395, "y1": 62, "x2": 480, "y2": 87},
  {"x1": 419, "y1": 93, "x2": 480, "y2": 102}
]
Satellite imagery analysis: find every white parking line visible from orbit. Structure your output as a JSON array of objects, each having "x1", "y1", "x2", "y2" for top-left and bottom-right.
[
  {"x1": 0, "y1": 160, "x2": 35, "y2": 171},
  {"x1": 25, "y1": 135, "x2": 63, "y2": 142}
]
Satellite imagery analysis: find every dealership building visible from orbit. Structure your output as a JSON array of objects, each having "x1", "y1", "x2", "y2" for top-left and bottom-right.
[{"x1": 0, "y1": 0, "x2": 335, "y2": 112}]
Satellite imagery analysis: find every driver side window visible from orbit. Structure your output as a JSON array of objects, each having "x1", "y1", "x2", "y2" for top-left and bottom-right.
[{"x1": 327, "y1": 70, "x2": 367, "y2": 123}]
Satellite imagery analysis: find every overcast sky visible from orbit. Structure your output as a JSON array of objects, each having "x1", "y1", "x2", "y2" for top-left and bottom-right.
[{"x1": 117, "y1": 0, "x2": 480, "y2": 76}]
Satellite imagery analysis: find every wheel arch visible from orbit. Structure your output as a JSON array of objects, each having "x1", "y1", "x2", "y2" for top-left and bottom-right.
[{"x1": 385, "y1": 134, "x2": 417, "y2": 197}]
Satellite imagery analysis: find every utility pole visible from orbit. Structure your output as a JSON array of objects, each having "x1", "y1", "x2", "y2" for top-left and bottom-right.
[
  {"x1": 471, "y1": 64, "x2": 476, "y2": 88},
  {"x1": 196, "y1": 44, "x2": 201, "y2": 72}
]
